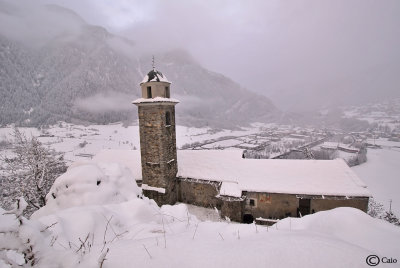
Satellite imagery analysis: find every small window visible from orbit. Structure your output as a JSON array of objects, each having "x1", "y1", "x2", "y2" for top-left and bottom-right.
[
  {"x1": 147, "y1": 86, "x2": 152, "y2": 98},
  {"x1": 165, "y1": 86, "x2": 170, "y2": 98},
  {"x1": 249, "y1": 199, "x2": 256, "y2": 206},
  {"x1": 165, "y1": 111, "x2": 171, "y2": 126}
]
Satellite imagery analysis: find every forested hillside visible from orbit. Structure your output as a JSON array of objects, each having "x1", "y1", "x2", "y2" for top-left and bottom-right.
[{"x1": 0, "y1": 2, "x2": 278, "y2": 128}]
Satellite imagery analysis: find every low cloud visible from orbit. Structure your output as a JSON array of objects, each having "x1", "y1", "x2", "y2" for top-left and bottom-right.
[
  {"x1": 74, "y1": 92, "x2": 134, "y2": 114},
  {"x1": 0, "y1": 0, "x2": 84, "y2": 48}
]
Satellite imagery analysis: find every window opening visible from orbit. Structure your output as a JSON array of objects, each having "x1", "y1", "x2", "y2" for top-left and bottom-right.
[
  {"x1": 249, "y1": 199, "x2": 256, "y2": 206},
  {"x1": 165, "y1": 86, "x2": 170, "y2": 98},
  {"x1": 147, "y1": 86, "x2": 152, "y2": 98},
  {"x1": 165, "y1": 111, "x2": 171, "y2": 126}
]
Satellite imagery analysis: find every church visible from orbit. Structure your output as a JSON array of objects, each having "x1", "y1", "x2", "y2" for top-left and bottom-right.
[{"x1": 95, "y1": 67, "x2": 370, "y2": 223}]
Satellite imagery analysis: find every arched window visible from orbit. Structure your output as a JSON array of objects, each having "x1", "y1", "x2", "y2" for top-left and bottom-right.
[
  {"x1": 165, "y1": 111, "x2": 171, "y2": 126},
  {"x1": 165, "y1": 86, "x2": 170, "y2": 98},
  {"x1": 147, "y1": 86, "x2": 152, "y2": 98}
]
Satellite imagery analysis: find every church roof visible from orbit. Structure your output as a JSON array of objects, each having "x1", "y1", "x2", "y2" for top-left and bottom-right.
[
  {"x1": 93, "y1": 149, "x2": 371, "y2": 198},
  {"x1": 141, "y1": 69, "x2": 170, "y2": 84}
]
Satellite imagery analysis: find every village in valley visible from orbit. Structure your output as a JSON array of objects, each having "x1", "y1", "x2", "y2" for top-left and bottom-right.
[{"x1": 1, "y1": 97, "x2": 399, "y2": 166}]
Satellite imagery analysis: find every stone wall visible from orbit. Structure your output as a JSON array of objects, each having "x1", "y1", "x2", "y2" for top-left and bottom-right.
[
  {"x1": 244, "y1": 192, "x2": 298, "y2": 220},
  {"x1": 138, "y1": 103, "x2": 178, "y2": 205},
  {"x1": 311, "y1": 197, "x2": 369, "y2": 213},
  {"x1": 243, "y1": 192, "x2": 369, "y2": 221},
  {"x1": 143, "y1": 180, "x2": 178, "y2": 205},
  {"x1": 220, "y1": 198, "x2": 245, "y2": 222},
  {"x1": 177, "y1": 178, "x2": 222, "y2": 209}
]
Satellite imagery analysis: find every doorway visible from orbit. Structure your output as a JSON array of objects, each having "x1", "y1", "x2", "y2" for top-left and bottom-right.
[
  {"x1": 242, "y1": 214, "x2": 254, "y2": 224},
  {"x1": 298, "y1": 198, "x2": 311, "y2": 217}
]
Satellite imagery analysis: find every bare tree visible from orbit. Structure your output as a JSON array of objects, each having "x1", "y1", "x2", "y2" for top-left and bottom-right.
[{"x1": 1, "y1": 128, "x2": 67, "y2": 216}]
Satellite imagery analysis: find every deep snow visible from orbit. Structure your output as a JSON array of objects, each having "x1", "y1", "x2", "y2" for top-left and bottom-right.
[
  {"x1": 1, "y1": 161, "x2": 397, "y2": 268},
  {"x1": 352, "y1": 139, "x2": 400, "y2": 216}
]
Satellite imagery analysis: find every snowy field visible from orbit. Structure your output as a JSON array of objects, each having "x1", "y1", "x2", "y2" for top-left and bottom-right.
[
  {"x1": 352, "y1": 138, "x2": 400, "y2": 216},
  {"x1": 1, "y1": 162, "x2": 399, "y2": 268},
  {"x1": 0, "y1": 122, "x2": 330, "y2": 164},
  {"x1": 0, "y1": 123, "x2": 268, "y2": 163}
]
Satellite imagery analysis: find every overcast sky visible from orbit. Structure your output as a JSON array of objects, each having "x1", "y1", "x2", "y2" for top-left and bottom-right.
[{"x1": 34, "y1": 0, "x2": 400, "y2": 109}]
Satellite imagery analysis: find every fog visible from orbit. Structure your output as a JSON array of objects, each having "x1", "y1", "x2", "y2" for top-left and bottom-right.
[
  {"x1": 6, "y1": 0, "x2": 400, "y2": 111},
  {"x1": 74, "y1": 93, "x2": 134, "y2": 114},
  {"x1": 0, "y1": 1, "x2": 84, "y2": 47}
]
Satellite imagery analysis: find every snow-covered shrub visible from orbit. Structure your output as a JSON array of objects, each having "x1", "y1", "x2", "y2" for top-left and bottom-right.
[
  {"x1": 33, "y1": 162, "x2": 142, "y2": 218},
  {"x1": 382, "y1": 211, "x2": 400, "y2": 226},
  {"x1": 368, "y1": 198, "x2": 385, "y2": 218},
  {"x1": 368, "y1": 198, "x2": 400, "y2": 227},
  {"x1": 0, "y1": 198, "x2": 56, "y2": 267}
]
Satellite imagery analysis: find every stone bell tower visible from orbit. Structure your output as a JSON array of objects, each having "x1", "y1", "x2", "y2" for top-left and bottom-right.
[{"x1": 133, "y1": 66, "x2": 179, "y2": 206}]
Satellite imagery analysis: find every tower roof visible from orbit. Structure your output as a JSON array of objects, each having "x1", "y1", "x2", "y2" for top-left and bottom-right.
[{"x1": 140, "y1": 69, "x2": 170, "y2": 84}]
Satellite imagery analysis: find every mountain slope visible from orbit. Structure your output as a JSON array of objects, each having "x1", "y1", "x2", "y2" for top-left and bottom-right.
[{"x1": 0, "y1": 2, "x2": 278, "y2": 128}]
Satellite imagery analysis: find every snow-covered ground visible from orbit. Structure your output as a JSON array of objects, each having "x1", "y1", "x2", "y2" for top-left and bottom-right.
[
  {"x1": 0, "y1": 123, "x2": 266, "y2": 163},
  {"x1": 352, "y1": 138, "x2": 400, "y2": 216},
  {"x1": 1, "y1": 123, "x2": 400, "y2": 267},
  {"x1": 0, "y1": 122, "x2": 326, "y2": 163},
  {"x1": 1, "y1": 162, "x2": 399, "y2": 268}
]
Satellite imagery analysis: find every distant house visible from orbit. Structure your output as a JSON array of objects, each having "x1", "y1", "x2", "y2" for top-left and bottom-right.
[{"x1": 94, "y1": 67, "x2": 371, "y2": 223}]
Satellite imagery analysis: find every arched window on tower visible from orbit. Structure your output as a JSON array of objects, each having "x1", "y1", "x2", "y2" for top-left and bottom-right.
[
  {"x1": 165, "y1": 86, "x2": 170, "y2": 98},
  {"x1": 147, "y1": 86, "x2": 152, "y2": 98},
  {"x1": 165, "y1": 111, "x2": 171, "y2": 126}
]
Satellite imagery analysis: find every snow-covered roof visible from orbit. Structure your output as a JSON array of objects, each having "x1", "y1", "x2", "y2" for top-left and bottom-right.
[
  {"x1": 321, "y1": 142, "x2": 339, "y2": 150},
  {"x1": 132, "y1": 97, "x2": 179, "y2": 105},
  {"x1": 140, "y1": 69, "x2": 170, "y2": 84},
  {"x1": 93, "y1": 149, "x2": 371, "y2": 197},
  {"x1": 219, "y1": 181, "x2": 242, "y2": 198}
]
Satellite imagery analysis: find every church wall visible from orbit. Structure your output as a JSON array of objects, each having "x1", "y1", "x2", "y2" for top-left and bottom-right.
[
  {"x1": 221, "y1": 199, "x2": 245, "y2": 222},
  {"x1": 177, "y1": 178, "x2": 222, "y2": 209},
  {"x1": 244, "y1": 192, "x2": 298, "y2": 220},
  {"x1": 243, "y1": 192, "x2": 369, "y2": 221},
  {"x1": 311, "y1": 197, "x2": 369, "y2": 213}
]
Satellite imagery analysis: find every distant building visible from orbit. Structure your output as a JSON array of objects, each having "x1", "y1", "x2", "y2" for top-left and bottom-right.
[{"x1": 101, "y1": 68, "x2": 371, "y2": 223}]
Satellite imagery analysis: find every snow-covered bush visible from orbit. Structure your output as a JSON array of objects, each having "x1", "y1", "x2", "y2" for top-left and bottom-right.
[
  {"x1": 368, "y1": 198, "x2": 385, "y2": 218},
  {"x1": 382, "y1": 211, "x2": 400, "y2": 226},
  {"x1": 368, "y1": 198, "x2": 400, "y2": 227},
  {"x1": 0, "y1": 198, "x2": 56, "y2": 267},
  {"x1": 33, "y1": 162, "x2": 142, "y2": 218}
]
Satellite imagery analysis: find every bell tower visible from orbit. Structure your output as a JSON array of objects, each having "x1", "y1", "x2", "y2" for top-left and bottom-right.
[{"x1": 133, "y1": 66, "x2": 179, "y2": 206}]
